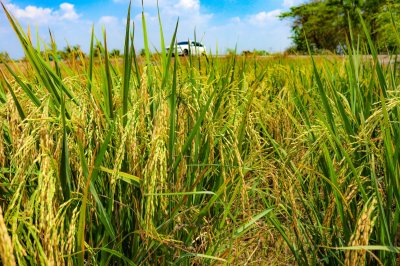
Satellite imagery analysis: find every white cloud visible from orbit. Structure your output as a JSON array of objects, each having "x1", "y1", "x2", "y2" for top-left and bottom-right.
[
  {"x1": 6, "y1": 4, "x2": 52, "y2": 24},
  {"x1": 99, "y1": 16, "x2": 118, "y2": 25},
  {"x1": 0, "y1": 1, "x2": 89, "y2": 58},
  {"x1": 174, "y1": 0, "x2": 199, "y2": 10},
  {"x1": 282, "y1": 0, "x2": 306, "y2": 8},
  {"x1": 248, "y1": 10, "x2": 281, "y2": 26},
  {"x1": 59, "y1": 3, "x2": 79, "y2": 20},
  {"x1": 5, "y1": 2, "x2": 80, "y2": 25}
]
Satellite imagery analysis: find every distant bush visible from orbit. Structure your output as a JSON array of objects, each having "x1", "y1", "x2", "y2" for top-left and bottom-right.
[
  {"x1": 242, "y1": 50, "x2": 253, "y2": 56},
  {"x1": 317, "y1": 49, "x2": 334, "y2": 55},
  {"x1": 226, "y1": 48, "x2": 237, "y2": 55},
  {"x1": 242, "y1": 49, "x2": 269, "y2": 56},
  {"x1": 0, "y1": 51, "x2": 10, "y2": 62},
  {"x1": 284, "y1": 46, "x2": 336, "y2": 56},
  {"x1": 253, "y1": 49, "x2": 269, "y2": 56},
  {"x1": 284, "y1": 46, "x2": 298, "y2": 55}
]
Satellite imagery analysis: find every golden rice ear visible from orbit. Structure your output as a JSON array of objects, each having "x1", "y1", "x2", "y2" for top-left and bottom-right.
[
  {"x1": 0, "y1": 206, "x2": 16, "y2": 266},
  {"x1": 345, "y1": 198, "x2": 378, "y2": 266}
]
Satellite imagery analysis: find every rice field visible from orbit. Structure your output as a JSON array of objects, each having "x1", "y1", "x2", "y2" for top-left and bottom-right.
[{"x1": 1, "y1": 3, "x2": 400, "y2": 265}]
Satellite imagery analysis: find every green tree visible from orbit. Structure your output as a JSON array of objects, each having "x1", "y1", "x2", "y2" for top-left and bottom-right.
[
  {"x1": 280, "y1": 0, "x2": 392, "y2": 53},
  {"x1": 375, "y1": 2, "x2": 400, "y2": 52},
  {"x1": 280, "y1": 1, "x2": 350, "y2": 52},
  {"x1": 63, "y1": 45, "x2": 85, "y2": 60}
]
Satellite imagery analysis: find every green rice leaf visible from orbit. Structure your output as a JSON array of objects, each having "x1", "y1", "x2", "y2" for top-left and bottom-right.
[{"x1": 234, "y1": 207, "x2": 274, "y2": 237}]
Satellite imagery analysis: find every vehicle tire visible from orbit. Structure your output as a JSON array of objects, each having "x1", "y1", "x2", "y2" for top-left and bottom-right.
[{"x1": 183, "y1": 49, "x2": 189, "y2": 56}]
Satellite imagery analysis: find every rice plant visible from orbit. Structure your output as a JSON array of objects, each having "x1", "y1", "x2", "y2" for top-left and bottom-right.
[{"x1": 1, "y1": 3, "x2": 400, "y2": 265}]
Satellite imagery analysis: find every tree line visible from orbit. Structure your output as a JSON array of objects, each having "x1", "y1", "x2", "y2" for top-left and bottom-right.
[
  {"x1": 280, "y1": 0, "x2": 400, "y2": 53},
  {"x1": 41, "y1": 44, "x2": 122, "y2": 61},
  {"x1": 0, "y1": 45, "x2": 123, "y2": 62}
]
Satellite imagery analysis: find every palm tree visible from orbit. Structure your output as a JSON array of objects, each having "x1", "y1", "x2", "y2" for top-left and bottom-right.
[
  {"x1": 63, "y1": 44, "x2": 85, "y2": 60},
  {"x1": 94, "y1": 43, "x2": 103, "y2": 58},
  {"x1": 110, "y1": 49, "x2": 121, "y2": 57}
]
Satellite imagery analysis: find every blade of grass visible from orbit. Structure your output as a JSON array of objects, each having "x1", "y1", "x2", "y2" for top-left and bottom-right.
[
  {"x1": 99, "y1": 166, "x2": 141, "y2": 185},
  {"x1": 98, "y1": 247, "x2": 137, "y2": 266},
  {"x1": 145, "y1": 191, "x2": 215, "y2": 196},
  {"x1": 141, "y1": 3, "x2": 155, "y2": 119},
  {"x1": 0, "y1": 72, "x2": 25, "y2": 120},
  {"x1": 172, "y1": 87, "x2": 217, "y2": 173},
  {"x1": 77, "y1": 123, "x2": 116, "y2": 265},
  {"x1": 0, "y1": 78, "x2": 5, "y2": 104},
  {"x1": 49, "y1": 30, "x2": 62, "y2": 78},
  {"x1": 234, "y1": 207, "x2": 274, "y2": 238},
  {"x1": 175, "y1": 253, "x2": 227, "y2": 264},
  {"x1": 103, "y1": 29, "x2": 114, "y2": 121},
  {"x1": 358, "y1": 10, "x2": 387, "y2": 98},
  {"x1": 157, "y1": 0, "x2": 166, "y2": 70},
  {"x1": 168, "y1": 34, "x2": 178, "y2": 171},
  {"x1": 0, "y1": 61, "x2": 41, "y2": 107},
  {"x1": 87, "y1": 25, "x2": 95, "y2": 93},
  {"x1": 1, "y1": 4, "x2": 77, "y2": 106},
  {"x1": 121, "y1": 1, "x2": 132, "y2": 127},
  {"x1": 131, "y1": 33, "x2": 141, "y2": 90},
  {"x1": 307, "y1": 44, "x2": 337, "y2": 135},
  {"x1": 268, "y1": 212, "x2": 305, "y2": 265},
  {"x1": 59, "y1": 89, "x2": 71, "y2": 201}
]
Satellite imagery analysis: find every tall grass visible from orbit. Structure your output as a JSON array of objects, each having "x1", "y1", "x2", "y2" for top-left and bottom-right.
[{"x1": 1, "y1": 3, "x2": 400, "y2": 265}]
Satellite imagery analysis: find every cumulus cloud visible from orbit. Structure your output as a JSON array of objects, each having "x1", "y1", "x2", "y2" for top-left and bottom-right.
[
  {"x1": 5, "y1": 2, "x2": 80, "y2": 25},
  {"x1": 59, "y1": 3, "x2": 79, "y2": 20},
  {"x1": 248, "y1": 10, "x2": 281, "y2": 26},
  {"x1": 6, "y1": 4, "x2": 52, "y2": 24}
]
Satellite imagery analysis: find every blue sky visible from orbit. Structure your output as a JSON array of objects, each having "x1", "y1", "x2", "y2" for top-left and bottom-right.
[{"x1": 0, "y1": 0, "x2": 306, "y2": 58}]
